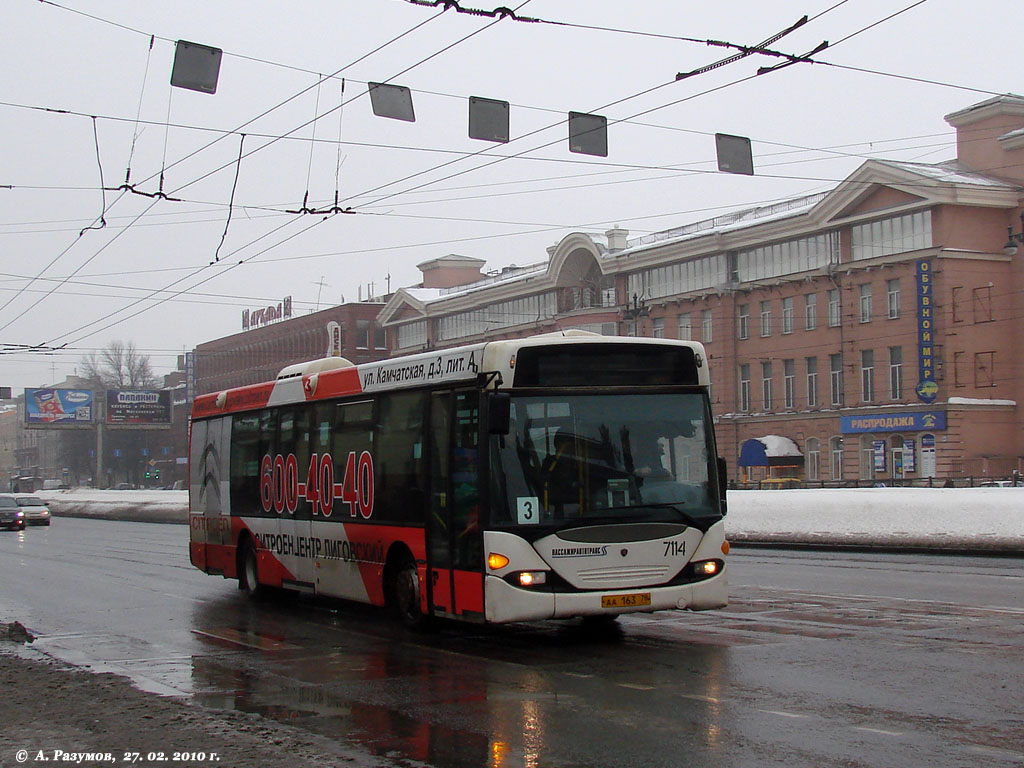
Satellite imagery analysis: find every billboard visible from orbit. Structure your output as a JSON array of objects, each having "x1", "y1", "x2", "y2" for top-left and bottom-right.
[
  {"x1": 106, "y1": 390, "x2": 172, "y2": 425},
  {"x1": 24, "y1": 388, "x2": 94, "y2": 427}
]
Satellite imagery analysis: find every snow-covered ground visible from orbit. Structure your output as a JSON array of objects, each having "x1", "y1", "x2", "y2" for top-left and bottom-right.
[
  {"x1": 35, "y1": 486, "x2": 1024, "y2": 553},
  {"x1": 725, "y1": 487, "x2": 1022, "y2": 552}
]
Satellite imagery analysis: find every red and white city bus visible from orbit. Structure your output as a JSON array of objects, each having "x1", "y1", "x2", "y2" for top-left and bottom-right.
[{"x1": 189, "y1": 331, "x2": 729, "y2": 625}]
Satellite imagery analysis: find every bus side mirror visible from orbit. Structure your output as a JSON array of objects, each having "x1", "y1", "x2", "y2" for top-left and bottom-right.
[{"x1": 488, "y1": 392, "x2": 511, "y2": 435}]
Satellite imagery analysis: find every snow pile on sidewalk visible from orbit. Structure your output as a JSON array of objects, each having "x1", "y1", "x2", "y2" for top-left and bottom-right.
[
  {"x1": 39, "y1": 488, "x2": 187, "y2": 524},
  {"x1": 37, "y1": 486, "x2": 1023, "y2": 552},
  {"x1": 725, "y1": 487, "x2": 1022, "y2": 552}
]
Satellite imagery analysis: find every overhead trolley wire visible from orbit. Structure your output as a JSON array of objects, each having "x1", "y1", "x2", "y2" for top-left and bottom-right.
[{"x1": 33, "y1": 2, "x2": 537, "y2": 349}]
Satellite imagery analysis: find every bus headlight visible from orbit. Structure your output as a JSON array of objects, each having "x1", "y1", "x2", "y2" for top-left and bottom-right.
[{"x1": 517, "y1": 571, "x2": 547, "y2": 587}]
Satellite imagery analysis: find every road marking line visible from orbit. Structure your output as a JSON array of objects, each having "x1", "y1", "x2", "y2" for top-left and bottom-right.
[
  {"x1": 965, "y1": 745, "x2": 1024, "y2": 759},
  {"x1": 617, "y1": 683, "x2": 656, "y2": 690},
  {"x1": 758, "y1": 709, "x2": 810, "y2": 719},
  {"x1": 852, "y1": 726, "x2": 903, "y2": 736},
  {"x1": 679, "y1": 694, "x2": 722, "y2": 703}
]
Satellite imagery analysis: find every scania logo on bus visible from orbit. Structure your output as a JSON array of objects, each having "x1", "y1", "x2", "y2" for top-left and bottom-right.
[{"x1": 550, "y1": 546, "x2": 608, "y2": 558}]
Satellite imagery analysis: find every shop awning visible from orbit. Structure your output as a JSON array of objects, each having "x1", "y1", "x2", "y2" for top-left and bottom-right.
[{"x1": 739, "y1": 435, "x2": 805, "y2": 467}]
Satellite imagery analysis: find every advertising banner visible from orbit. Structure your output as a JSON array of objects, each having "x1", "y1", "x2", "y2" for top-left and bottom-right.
[
  {"x1": 915, "y1": 259, "x2": 938, "y2": 403},
  {"x1": 902, "y1": 439, "x2": 917, "y2": 473},
  {"x1": 873, "y1": 440, "x2": 887, "y2": 473},
  {"x1": 24, "y1": 388, "x2": 94, "y2": 426},
  {"x1": 841, "y1": 410, "x2": 946, "y2": 434},
  {"x1": 106, "y1": 390, "x2": 172, "y2": 425}
]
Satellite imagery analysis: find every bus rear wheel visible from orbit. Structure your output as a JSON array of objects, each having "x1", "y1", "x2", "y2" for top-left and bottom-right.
[{"x1": 239, "y1": 539, "x2": 264, "y2": 599}]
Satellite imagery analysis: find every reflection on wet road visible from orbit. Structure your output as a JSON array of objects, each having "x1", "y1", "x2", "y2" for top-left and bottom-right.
[{"x1": 1, "y1": 518, "x2": 1022, "y2": 767}]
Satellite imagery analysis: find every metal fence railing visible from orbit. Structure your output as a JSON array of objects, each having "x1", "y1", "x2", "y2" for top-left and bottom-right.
[{"x1": 731, "y1": 475, "x2": 1022, "y2": 491}]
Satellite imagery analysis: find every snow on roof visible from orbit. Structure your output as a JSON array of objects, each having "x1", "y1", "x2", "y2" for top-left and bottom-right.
[
  {"x1": 947, "y1": 397, "x2": 1017, "y2": 406},
  {"x1": 875, "y1": 159, "x2": 1016, "y2": 188},
  {"x1": 624, "y1": 193, "x2": 828, "y2": 253},
  {"x1": 401, "y1": 288, "x2": 444, "y2": 302}
]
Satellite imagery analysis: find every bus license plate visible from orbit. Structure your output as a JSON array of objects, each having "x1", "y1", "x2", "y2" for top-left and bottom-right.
[{"x1": 601, "y1": 592, "x2": 651, "y2": 609}]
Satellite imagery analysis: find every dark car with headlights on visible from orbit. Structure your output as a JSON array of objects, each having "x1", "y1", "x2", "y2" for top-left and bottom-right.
[
  {"x1": 15, "y1": 495, "x2": 51, "y2": 526},
  {"x1": 0, "y1": 495, "x2": 26, "y2": 531}
]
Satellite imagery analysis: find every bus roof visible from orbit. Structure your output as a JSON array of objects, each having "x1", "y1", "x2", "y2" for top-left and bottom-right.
[{"x1": 192, "y1": 332, "x2": 709, "y2": 420}]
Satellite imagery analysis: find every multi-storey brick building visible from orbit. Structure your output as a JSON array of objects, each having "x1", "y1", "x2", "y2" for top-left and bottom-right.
[
  {"x1": 378, "y1": 95, "x2": 1024, "y2": 484},
  {"x1": 193, "y1": 301, "x2": 390, "y2": 395}
]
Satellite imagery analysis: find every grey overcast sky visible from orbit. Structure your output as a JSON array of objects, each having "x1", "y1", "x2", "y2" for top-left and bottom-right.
[{"x1": 1, "y1": 0, "x2": 1019, "y2": 392}]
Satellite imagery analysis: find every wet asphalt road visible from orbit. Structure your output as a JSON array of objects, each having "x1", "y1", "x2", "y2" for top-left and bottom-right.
[{"x1": 1, "y1": 518, "x2": 1022, "y2": 768}]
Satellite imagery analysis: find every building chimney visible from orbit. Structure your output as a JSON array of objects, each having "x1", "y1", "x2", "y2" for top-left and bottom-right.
[{"x1": 605, "y1": 225, "x2": 628, "y2": 253}]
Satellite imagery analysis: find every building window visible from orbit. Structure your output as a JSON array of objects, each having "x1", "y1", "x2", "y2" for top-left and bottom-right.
[
  {"x1": 887, "y1": 278, "x2": 901, "y2": 319},
  {"x1": 975, "y1": 351, "x2": 996, "y2": 387},
  {"x1": 851, "y1": 210, "x2": 932, "y2": 260},
  {"x1": 889, "y1": 346, "x2": 903, "y2": 399},
  {"x1": 736, "y1": 232, "x2": 838, "y2": 282},
  {"x1": 761, "y1": 361, "x2": 773, "y2": 411},
  {"x1": 356, "y1": 319, "x2": 370, "y2": 349},
  {"x1": 806, "y1": 356, "x2": 818, "y2": 408},
  {"x1": 652, "y1": 317, "x2": 665, "y2": 338},
  {"x1": 397, "y1": 320, "x2": 427, "y2": 350},
  {"x1": 760, "y1": 301, "x2": 772, "y2": 337},
  {"x1": 828, "y1": 289, "x2": 840, "y2": 327},
  {"x1": 953, "y1": 350, "x2": 965, "y2": 387},
  {"x1": 677, "y1": 313, "x2": 691, "y2": 340},
  {"x1": 701, "y1": 309, "x2": 713, "y2": 343},
  {"x1": 860, "y1": 349, "x2": 875, "y2": 402},
  {"x1": 736, "y1": 305, "x2": 748, "y2": 340},
  {"x1": 739, "y1": 364, "x2": 751, "y2": 413},
  {"x1": 601, "y1": 285, "x2": 617, "y2": 307},
  {"x1": 806, "y1": 437, "x2": 820, "y2": 481},
  {"x1": 627, "y1": 254, "x2": 729, "y2": 302},
  {"x1": 973, "y1": 286, "x2": 993, "y2": 323},
  {"x1": 830, "y1": 353, "x2": 843, "y2": 406},
  {"x1": 437, "y1": 292, "x2": 557, "y2": 341},
  {"x1": 374, "y1": 322, "x2": 387, "y2": 350},
  {"x1": 804, "y1": 293, "x2": 817, "y2": 330},
  {"x1": 782, "y1": 297, "x2": 794, "y2": 334},
  {"x1": 859, "y1": 284, "x2": 873, "y2": 323},
  {"x1": 783, "y1": 359, "x2": 795, "y2": 409},
  {"x1": 830, "y1": 436, "x2": 844, "y2": 480},
  {"x1": 951, "y1": 286, "x2": 963, "y2": 323}
]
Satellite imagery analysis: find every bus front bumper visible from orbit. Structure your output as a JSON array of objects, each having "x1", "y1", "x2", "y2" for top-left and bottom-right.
[{"x1": 483, "y1": 570, "x2": 728, "y2": 624}]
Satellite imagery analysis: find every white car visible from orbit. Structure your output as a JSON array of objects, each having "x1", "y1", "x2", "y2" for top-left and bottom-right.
[{"x1": 15, "y1": 495, "x2": 51, "y2": 526}]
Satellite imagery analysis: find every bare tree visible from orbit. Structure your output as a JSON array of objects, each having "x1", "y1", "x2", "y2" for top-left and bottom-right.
[{"x1": 80, "y1": 341, "x2": 158, "y2": 389}]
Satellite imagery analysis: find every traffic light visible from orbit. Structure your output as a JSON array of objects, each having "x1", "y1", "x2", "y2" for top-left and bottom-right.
[
  {"x1": 145, "y1": 470, "x2": 152, "y2": 479},
  {"x1": 154, "y1": 469, "x2": 161, "y2": 480}
]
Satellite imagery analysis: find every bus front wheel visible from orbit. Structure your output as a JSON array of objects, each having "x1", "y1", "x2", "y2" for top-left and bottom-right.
[{"x1": 239, "y1": 539, "x2": 264, "y2": 599}]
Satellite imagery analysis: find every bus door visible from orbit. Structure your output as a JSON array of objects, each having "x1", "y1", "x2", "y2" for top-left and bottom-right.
[
  {"x1": 428, "y1": 390, "x2": 484, "y2": 618},
  {"x1": 189, "y1": 416, "x2": 231, "y2": 573}
]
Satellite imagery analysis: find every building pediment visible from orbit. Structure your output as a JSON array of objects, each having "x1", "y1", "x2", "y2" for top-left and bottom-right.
[
  {"x1": 377, "y1": 289, "x2": 431, "y2": 326},
  {"x1": 814, "y1": 159, "x2": 1019, "y2": 226},
  {"x1": 831, "y1": 183, "x2": 928, "y2": 219}
]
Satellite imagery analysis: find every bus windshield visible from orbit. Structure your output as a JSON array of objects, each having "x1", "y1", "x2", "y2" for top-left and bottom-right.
[{"x1": 489, "y1": 392, "x2": 721, "y2": 531}]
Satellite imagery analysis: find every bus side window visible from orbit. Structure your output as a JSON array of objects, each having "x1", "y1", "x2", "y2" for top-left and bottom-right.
[
  {"x1": 285, "y1": 405, "x2": 313, "y2": 519},
  {"x1": 230, "y1": 413, "x2": 261, "y2": 516},
  {"x1": 330, "y1": 400, "x2": 374, "y2": 518},
  {"x1": 376, "y1": 391, "x2": 428, "y2": 524}
]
